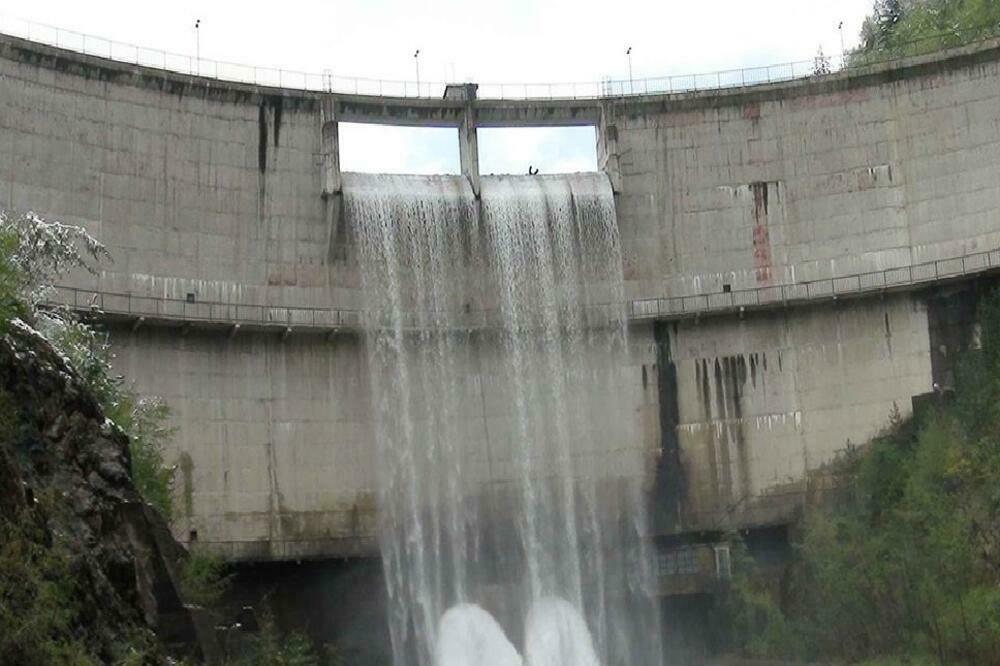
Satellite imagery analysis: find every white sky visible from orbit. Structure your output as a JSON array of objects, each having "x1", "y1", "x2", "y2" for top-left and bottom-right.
[{"x1": 2, "y1": 0, "x2": 876, "y2": 173}]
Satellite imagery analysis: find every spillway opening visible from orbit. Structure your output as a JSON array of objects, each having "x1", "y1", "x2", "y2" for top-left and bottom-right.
[
  {"x1": 478, "y1": 126, "x2": 598, "y2": 175},
  {"x1": 339, "y1": 122, "x2": 461, "y2": 174}
]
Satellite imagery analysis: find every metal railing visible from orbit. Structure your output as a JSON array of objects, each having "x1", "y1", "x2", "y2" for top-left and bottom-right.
[
  {"x1": 629, "y1": 249, "x2": 1000, "y2": 320},
  {"x1": 3, "y1": 13, "x2": 998, "y2": 100},
  {"x1": 49, "y1": 248, "x2": 1000, "y2": 333},
  {"x1": 48, "y1": 285, "x2": 361, "y2": 330}
]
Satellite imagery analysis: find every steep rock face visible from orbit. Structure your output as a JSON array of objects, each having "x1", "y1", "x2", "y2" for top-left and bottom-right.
[{"x1": 0, "y1": 319, "x2": 199, "y2": 661}]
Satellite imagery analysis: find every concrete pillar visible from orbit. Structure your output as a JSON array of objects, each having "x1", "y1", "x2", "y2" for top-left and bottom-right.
[
  {"x1": 320, "y1": 97, "x2": 342, "y2": 198},
  {"x1": 446, "y1": 83, "x2": 481, "y2": 197},
  {"x1": 320, "y1": 97, "x2": 345, "y2": 261},
  {"x1": 597, "y1": 102, "x2": 622, "y2": 194},
  {"x1": 459, "y1": 111, "x2": 480, "y2": 197}
]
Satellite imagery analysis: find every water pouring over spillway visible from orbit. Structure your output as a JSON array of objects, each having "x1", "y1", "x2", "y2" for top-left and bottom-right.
[{"x1": 346, "y1": 172, "x2": 663, "y2": 666}]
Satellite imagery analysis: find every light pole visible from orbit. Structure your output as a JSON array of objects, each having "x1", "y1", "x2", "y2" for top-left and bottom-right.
[
  {"x1": 414, "y1": 49, "x2": 421, "y2": 96},
  {"x1": 194, "y1": 19, "x2": 201, "y2": 76},
  {"x1": 626, "y1": 46, "x2": 633, "y2": 94},
  {"x1": 838, "y1": 21, "x2": 846, "y2": 65}
]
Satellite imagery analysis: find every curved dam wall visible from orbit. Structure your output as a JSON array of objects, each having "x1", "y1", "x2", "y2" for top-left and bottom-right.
[
  {"x1": 2, "y1": 33, "x2": 999, "y2": 559},
  {"x1": 613, "y1": 50, "x2": 1000, "y2": 300}
]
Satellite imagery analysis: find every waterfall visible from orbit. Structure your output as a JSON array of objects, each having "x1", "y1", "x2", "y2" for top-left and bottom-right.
[{"x1": 346, "y1": 172, "x2": 662, "y2": 666}]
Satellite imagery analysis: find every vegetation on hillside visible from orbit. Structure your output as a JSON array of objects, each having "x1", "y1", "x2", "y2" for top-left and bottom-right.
[
  {"x1": 720, "y1": 289, "x2": 1000, "y2": 664},
  {"x1": 0, "y1": 210, "x2": 177, "y2": 664},
  {"x1": 0, "y1": 209, "x2": 175, "y2": 517},
  {"x1": 0, "y1": 491, "x2": 164, "y2": 665},
  {"x1": 851, "y1": 0, "x2": 1000, "y2": 64},
  {"x1": 236, "y1": 604, "x2": 331, "y2": 666}
]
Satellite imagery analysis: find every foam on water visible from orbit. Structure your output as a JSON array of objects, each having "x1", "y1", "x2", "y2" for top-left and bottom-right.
[
  {"x1": 347, "y1": 172, "x2": 662, "y2": 666},
  {"x1": 524, "y1": 597, "x2": 601, "y2": 666},
  {"x1": 435, "y1": 604, "x2": 523, "y2": 666}
]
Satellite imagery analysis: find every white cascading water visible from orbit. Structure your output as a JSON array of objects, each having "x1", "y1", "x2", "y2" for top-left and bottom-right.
[
  {"x1": 436, "y1": 604, "x2": 523, "y2": 666},
  {"x1": 347, "y1": 172, "x2": 662, "y2": 666},
  {"x1": 523, "y1": 597, "x2": 600, "y2": 666}
]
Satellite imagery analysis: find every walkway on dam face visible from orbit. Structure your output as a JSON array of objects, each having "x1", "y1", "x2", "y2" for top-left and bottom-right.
[{"x1": 49, "y1": 247, "x2": 1000, "y2": 336}]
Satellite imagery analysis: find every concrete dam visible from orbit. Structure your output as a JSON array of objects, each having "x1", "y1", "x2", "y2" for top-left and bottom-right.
[{"x1": 2, "y1": 28, "x2": 1000, "y2": 619}]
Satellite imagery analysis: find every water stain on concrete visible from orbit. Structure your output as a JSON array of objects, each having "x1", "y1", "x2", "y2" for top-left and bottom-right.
[
  {"x1": 750, "y1": 181, "x2": 773, "y2": 284},
  {"x1": 652, "y1": 322, "x2": 685, "y2": 533},
  {"x1": 178, "y1": 451, "x2": 194, "y2": 519},
  {"x1": 694, "y1": 352, "x2": 769, "y2": 517}
]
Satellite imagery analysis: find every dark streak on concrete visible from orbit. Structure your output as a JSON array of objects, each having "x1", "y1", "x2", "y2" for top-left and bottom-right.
[
  {"x1": 750, "y1": 181, "x2": 773, "y2": 284},
  {"x1": 702, "y1": 353, "x2": 755, "y2": 514},
  {"x1": 268, "y1": 95, "x2": 284, "y2": 147},
  {"x1": 923, "y1": 281, "x2": 991, "y2": 388},
  {"x1": 884, "y1": 311, "x2": 893, "y2": 355},
  {"x1": 326, "y1": 195, "x2": 349, "y2": 263},
  {"x1": 652, "y1": 322, "x2": 685, "y2": 533},
  {"x1": 751, "y1": 181, "x2": 769, "y2": 218},
  {"x1": 696, "y1": 358, "x2": 720, "y2": 505},
  {"x1": 258, "y1": 102, "x2": 268, "y2": 174},
  {"x1": 178, "y1": 451, "x2": 194, "y2": 519},
  {"x1": 727, "y1": 356, "x2": 751, "y2": 503},
  {"x1": 712, "y1": 358, "x2": 734, "y2": 504}
]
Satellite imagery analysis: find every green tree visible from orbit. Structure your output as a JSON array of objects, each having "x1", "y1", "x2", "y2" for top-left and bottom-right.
[
  {"x1": 719, "y1": 288, "x2": 1000, "y2": 664},
  {"x1": 0, "y1": 209, "x2": 176, "y2": 517},
  {"x1": 859, "y1": 0, "x2": 907, "y2": 53},
  {"x1": 0, "y1": 228, "x2": 24, "y2": 333},
  {"x1": 852, "y1": 0, "x2": 1000, "y2": 64},
  {"x1": 220, "y1": 602, "x2": 322, "y2": 666},
  {"x1": 179, "y1": 551, "x2": 231, "y2": 608}
]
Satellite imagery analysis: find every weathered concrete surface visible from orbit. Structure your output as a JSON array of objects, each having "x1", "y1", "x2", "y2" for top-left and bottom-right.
[
  {"x1": 611, "y1": 41, "x2": 1000, "y2": 302},
  {"x1": 108, "y1": 327, "x2": 378, "y2": 561},
  {"x1": 659, "y1": 293, "x2": 932, "y2": 532},
  {"x1": 1, "y1": 32, "x2": 998, "y2": 558},
  {"x1": 106, "y1": 323, "x2": 658, "y2": 560},
  {"x1": 2, "y1": 33, "x2": 999, "y2": 310}
]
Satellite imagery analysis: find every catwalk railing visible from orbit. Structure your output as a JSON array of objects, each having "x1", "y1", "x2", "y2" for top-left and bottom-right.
[
  {"x1": 49, "y1": 248, "x2": 1000, "y2": 333},
  {"x1": 3, "y1": 14, "x2": 999, "y2": 100}
]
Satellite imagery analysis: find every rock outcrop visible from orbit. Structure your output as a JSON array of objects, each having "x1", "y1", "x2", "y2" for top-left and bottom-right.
[{"x1": 0, "y1": 318, "x2": 200, "y2": 662}]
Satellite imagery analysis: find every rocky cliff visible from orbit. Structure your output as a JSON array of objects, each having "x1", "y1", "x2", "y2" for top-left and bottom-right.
[{"x1": 0, "y1": 318, "x2": 199, "y2": 663}]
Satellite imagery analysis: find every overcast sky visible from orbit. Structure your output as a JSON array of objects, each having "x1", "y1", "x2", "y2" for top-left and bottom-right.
[{"x1": 2, "y1": 0, "x2": 875, "y2": 173}]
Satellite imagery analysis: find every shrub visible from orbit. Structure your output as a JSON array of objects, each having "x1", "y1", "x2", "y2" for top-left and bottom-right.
[
  {"x1": 179, "y1": 551, "x2": 231, "y2": 608},
  {"x1": 719, "y1": 288, "x2": 1000, "y2": 664},
  {"x1": 234, "y1": 603, "x2": 319, "y2": 666},
  {"x1": 0, "y1": 501, "x2": 98, "y2": 666},
  {"x1": 0, "y1": 208, "x2": 176, "y2": 518}
]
